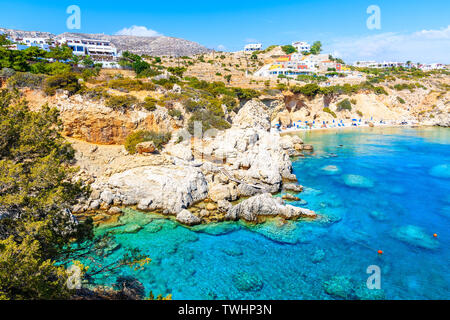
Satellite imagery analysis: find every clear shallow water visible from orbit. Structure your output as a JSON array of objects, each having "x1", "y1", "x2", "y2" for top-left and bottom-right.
[{"x1": 81, "y1": 127, "x2": 450, "y2": 300}]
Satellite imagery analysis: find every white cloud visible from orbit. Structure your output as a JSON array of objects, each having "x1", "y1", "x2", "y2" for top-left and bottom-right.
[
  {"x1": 115, "y1": 25, "x2": 162, "y2": 37},
  {"x1": 325, "y1": 25, "x2": 450, "y2": 64},
  {"x1": 245, "y1": 38, "x2": 258, "y2": 43},
  {"x1": 217, "y1": 44, "x2": 226, "y2": 51}
]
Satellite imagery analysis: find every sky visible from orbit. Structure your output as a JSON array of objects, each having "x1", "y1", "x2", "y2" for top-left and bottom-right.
[{"x1": 0, "y1": 0, "x2": 449, "y2": 63}]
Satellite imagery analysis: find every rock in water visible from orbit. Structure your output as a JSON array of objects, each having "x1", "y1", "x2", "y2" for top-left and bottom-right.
[
  {"x1": 232, "y1": 271, "x2": 264, "y2": 292},
  {"x1": 429, "y1": 164, "x2": 450, "y2": 179},
  {"x1": 320, "y1": 165, "x2": 341, "y2": 175},
  {"x1": 342, "y1": 174, "x2": 374, "y2": 188},
  {"x1": 391, "y1": 225, "x2": 439, "y2": 249},
  {"x1": 176, "y1": 209, "x2": 201, "y2": 226},
  {"x1": 369, "y1": 210, "x2": 388, "y2": 221},
  {"x1": 323, "y1": 276, "x2": 355, "y2": 299},
  {"x1": 225, "y1": 193, "x2": 316, "y2": 222},
  {"x1": 311, "y1": 249, "x2": 325, "y2": 263}
]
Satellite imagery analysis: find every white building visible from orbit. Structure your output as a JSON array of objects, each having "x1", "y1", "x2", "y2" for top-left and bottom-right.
[
  {"x1": 57, "y1": 38, "x2": 118, "y2": 60},
  {"x1": 292, "y1": 41, "x2": 310, "y2": 52},
  {"x1": 10, "y1": 37, "x2": 55, "y2": 50},
  {"x1": 244, "y1": 43, "x2": 262, "y2": 52}
]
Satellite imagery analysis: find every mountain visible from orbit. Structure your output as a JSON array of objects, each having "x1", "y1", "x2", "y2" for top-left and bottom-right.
[{"x1": 0, "y1": 28, "x2": 212, "y2": 56}]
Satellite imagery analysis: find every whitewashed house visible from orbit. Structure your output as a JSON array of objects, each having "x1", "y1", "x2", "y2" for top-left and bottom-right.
[{"x1": 292, "y1": 41, "x2": 310, "y2": 52}]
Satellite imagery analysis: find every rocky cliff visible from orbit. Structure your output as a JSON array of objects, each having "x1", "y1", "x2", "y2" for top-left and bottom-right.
[{"x1": 74, "y1": 100, "x2": 315, "y2": 225}]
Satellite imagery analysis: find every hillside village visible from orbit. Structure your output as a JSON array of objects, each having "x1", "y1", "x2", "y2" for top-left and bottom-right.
[{"x1": 1, "y1": 29, "x2": 449, "y2": 133}]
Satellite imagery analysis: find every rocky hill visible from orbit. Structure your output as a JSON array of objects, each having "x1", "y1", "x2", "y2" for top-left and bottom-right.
[{"x1": 0, "y1": 28, "x2": 212, "y2": 56}]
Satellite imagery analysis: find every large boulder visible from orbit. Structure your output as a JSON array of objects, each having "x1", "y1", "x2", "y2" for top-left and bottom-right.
[
  {"x1": 136, "y1": 141, "x2": 156, "y2": 154},
  {"x1": 233, "y1": 100, "x2": 271, "y2": 131},
  {"x1": 176, "y1": 209, "x2": 201, "y2": 226},
  {"x1": 225, "y1": 193, "x2": 315, "y2": 222},
  {"x1": 208, "y1": 183, "x2": 238, "y2": 202},
  {"x1": 198, "y1": 128, "x2": 294, "y2": 190},
  {"x1": 92, "y1": 165, "x2": 208, "y2": 214},
  {"x1": 164, "y1": 141, "x2": 193, "y2": 161}
]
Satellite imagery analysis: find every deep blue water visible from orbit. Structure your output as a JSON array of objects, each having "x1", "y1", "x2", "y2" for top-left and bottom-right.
[{"x1": 82, "y1": 127, "x2": 450, "y2": 300}]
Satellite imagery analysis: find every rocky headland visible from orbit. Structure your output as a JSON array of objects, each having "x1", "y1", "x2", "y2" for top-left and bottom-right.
[{"x1": 71, "y1": 100, "x2": 316, "y2": 225}]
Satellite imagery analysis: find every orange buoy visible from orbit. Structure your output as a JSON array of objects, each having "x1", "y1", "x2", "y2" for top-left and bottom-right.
[
  {"x1": 433, "y1": 233, "x2": 438, "y2": 238},
  {"x1": 378, "y1": 250, "x2": 383, "y2": 255}
]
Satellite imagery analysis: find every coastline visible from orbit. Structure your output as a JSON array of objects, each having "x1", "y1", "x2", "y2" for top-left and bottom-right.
[{"x1": 277, "y1": 121, "x2": 425, "y2": 135}]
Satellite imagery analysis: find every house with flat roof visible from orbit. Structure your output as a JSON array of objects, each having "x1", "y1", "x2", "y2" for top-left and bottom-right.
[
  {"x1": 57, "y1": 37, "x2": 118, "y2": 61},
  {"x1": 292, "y1": 41, "x2": 311, "y2": 52}
]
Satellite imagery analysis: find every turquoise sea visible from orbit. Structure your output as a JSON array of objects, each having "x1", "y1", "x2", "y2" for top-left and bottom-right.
[{"x1": 81, "y1": 127, "x2": 450, "y2": 300}]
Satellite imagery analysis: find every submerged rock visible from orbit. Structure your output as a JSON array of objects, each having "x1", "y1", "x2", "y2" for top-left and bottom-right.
[
  {"x1": 429, "y1": 164, "x2": 450, "y2": 179},
  {"x1": 369, "y1": 210, "x2": 388, "y2": 221},
  {"x1": 232, "y1": 271, "x2": 264, "y2": 292},
  {"x1": 191, "y1": 221, "x2": 240, "y2": 235},
  {"x1": 320, "y1": 165, "x2": 341, "y2": 175},
  {"x1": 323, "y1": 276, "x2": 355, "y2": 299},
  {"x1": 311, "y1": 249, "x2": 325, "y2": 263},
  {"x1": 249, "y1": 218, "x2": 300, "y2": 244},
  {"x1": 342, "y1": 174, "x2": 374, "y2": 188},
  {"x1": 391, "y1": 225, "x2": 439, "y2": 249}
]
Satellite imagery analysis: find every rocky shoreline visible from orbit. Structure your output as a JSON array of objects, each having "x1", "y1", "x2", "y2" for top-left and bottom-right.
[{"x1": 73, "y1": 100, "x2": 317, "y2": 225}]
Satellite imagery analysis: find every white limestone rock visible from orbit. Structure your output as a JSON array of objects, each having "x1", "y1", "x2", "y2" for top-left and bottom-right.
[
  {"x1": 94, "y1": 165, "x2": 208, "y2": 214},
  {"x1": 225, "y1": 193, "x2": 315, "y2": 222},
  {"x1": 176, "y1": 209, "x2": 201, "y2": 226},
  {"x1": 233, "y1": 100, "x2": 271, "y2": 131}
]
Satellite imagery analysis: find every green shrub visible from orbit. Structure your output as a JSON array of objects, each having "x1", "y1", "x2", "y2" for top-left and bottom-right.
[
  {"x1": 30, "y1": 61, "x2": 71, "y2": 75},
  {"x1": 0, "y1": 67, "x2": 16, "y2": 79},
  {"x1": 168, "y1": 108, "x2": 182, "y2": 119},
  {"x1": 188, "y1": 110, "x2": 231, "y2": 134},
  {"x1": 81, "y1": 68, "x2": 100, "y2": 80},
  {"x1": 323, "y1": 107, "x2": 337, "y2": 118},
  {"x1": 80, "y1": 86, "x2": 109, "y2": 100},
  {"x1": 350, "y1": 99, "x2": 357, "y2": 105},
  {"x1": 396, "y1": 96, "x2": 406, "y2": 104},
  {"x1": 337, "y1": 99, "x2": 352, "y2": 111},
  {"x1": 143, "y1": 96, "x2": 158, "y2": 111},
  {"x1": 281, "y1": 45, "x2": 297, "y2": 55},
  {"x1": 7, "y1": 72, "x2": 45, "y2": 89},
  {"x1": 233, "y1": 88, "x2": 260, "y2": 101},
  {"x1": 105, "y1": 94, "x2": 140, "y2": 110},
  {"x1": 291, "y1": 83, "x2": 321, "y2": 97},
  {"x1": 356, "y1": 110, "x2": 363, "y2": 117},
  {"x1": 44, "y1": 72, "x2": 81, "y2": 96},
  {"x1": 373, "y1": 86, "x2": 388, "y2": 95},
  {"x1": 108, "y1": 78, "x2": 155, "y2": 92},
  {"x1": 124, "y1": 130, "x2": 172, "y2": 154}
]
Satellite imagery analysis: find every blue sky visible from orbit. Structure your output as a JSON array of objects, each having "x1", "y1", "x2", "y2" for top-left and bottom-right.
[{"x1": 1, "y1": 0, "x2": 449, "y2": 63}]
